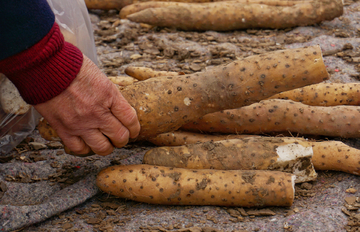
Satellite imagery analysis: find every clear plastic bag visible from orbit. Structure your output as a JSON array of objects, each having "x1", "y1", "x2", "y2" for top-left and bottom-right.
[
  {"x1": 0, "y1": 0, "x2": 97, "y2": 156},
  {"x1": 47, "y1": 0, "x2": 98, "y2": 64}
]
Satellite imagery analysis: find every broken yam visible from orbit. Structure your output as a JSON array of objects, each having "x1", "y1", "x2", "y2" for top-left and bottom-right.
[
  {"x1": 96, "y1": 164, "x2": 295, "y2": 207},
  {"x1": 143, "y1": 136, "x2": 317, "y2": 183},
  {"x1": 125, "y1": 0, "x2": 343, "y2": 31},
  {"x1": 147, "y1": 132, "x2": 360, "y2": 176},
  {"x1": 181, "y1": 99, "x2": 360, "y2": 138}
]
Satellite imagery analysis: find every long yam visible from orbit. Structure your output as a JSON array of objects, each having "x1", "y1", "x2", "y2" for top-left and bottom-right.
[
  {"x1": 122, "y1": 46, "x2": 328, "y2": 140},
  {"x1": 125, "y1": 0, "x2": 343, "y2": 31},
  {"x1": 96, "y1": 164, "x2": 295, "y2": 207},
  {"x1": 181, "y1": 99, "x2": 360, "y2": 138}
]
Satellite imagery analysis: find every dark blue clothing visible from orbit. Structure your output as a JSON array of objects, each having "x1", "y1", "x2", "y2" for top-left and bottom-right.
[{"x1": 0, "y1": 0, "x2": 55, "y2": 60}]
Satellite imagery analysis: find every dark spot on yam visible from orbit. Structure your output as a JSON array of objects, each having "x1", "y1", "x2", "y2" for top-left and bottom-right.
[
  {"x1": 149, "y1": 196, "x2": 153, "y2": 199},
  {"x1": 152, "y1": 177, "x2": 156, "y2": 181},
  {"x1": 120, "y1": 189, "x2": 124, "y2": 192},
  {"x1": 129, "y1": 187, "x2": 132, "y2": 191},
  {"x1": 177, "y1": 87, "x2": 182, "y2": 91},
  {"x1": 123, "y1": 179, "x2": 126, "y2": 183},
  {"x1": 211, "y1": 195, "x2": 215, "y2": 198},
  {"x1": 174, "y1": 106, "x2": 179, "y2": 112},
  {"x1": 160, "y1": 188, "x2": 164, "y2": 192},
  {"x1": 189, "y1": 190, "x2": 194, "y2": 194},
  {"x1": 193, "y1": 83, "x2": 197, "y2": 87},
  {"x1": 140, "y1": 186, "x2": 143, "y2": 189},
  {"x1": 168, "y1": 90, "x2": 172, "y2": 94},
  {"x1": 261, "y1": 74, "x2": 266, "y2": 78},
  {"x1": 129, "y1": 170, "x2": 133, "y2": 173},
  {"x1": 112, "y1": 180, "x2": 116, "y2": 184},
  {"x1": 285, "y1": 64, "x2": 290, "y2": 68}
]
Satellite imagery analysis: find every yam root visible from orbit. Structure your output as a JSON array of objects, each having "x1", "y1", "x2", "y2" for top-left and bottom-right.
[
  {"x1": 124, "y1": 0, "x2": 343, "y2": 31},
  {"x1": 125, "y1": 66, "x2": 184, "y2": 81},
  {"x1": 147, "y1": 130, "x2": 256, "y2": 146},
  {"x1": 181, "y1": 99, "x2": 360, "y2": 138},
  {"x1": 38, "y1": 46, "x2": 329, "y2": 155},
  {"x1": 267, "y1": 82, "x2": 360, "y2": 106},
  {"x1": 143, "y1": 136, "x2": 317, "y2": 183},
  {"x1": 96, "y1": 164, "x2": 295, "y2": 207},
  {"x1": 108, "y1": 75, "x2": 138, "y2": 86}
]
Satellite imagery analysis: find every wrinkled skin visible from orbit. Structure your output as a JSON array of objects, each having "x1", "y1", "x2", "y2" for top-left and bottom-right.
[{"x1": 34, "y1": 55, "x2": 140, "y2": 156}]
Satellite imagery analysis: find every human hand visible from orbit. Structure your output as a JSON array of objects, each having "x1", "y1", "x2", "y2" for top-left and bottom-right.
[{"x1": 34, "y1": 55, "x2": 140, "y2": 156}]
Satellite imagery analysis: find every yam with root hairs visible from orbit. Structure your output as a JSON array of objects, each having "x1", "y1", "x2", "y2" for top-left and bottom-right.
[
  {"x1": 267, "y1": 82, "x2": 360, "y2": 106},
  {"x1": 181, "y1": 99, "x2": 360, "y2": 138},
  {"x1": 96, "y1": 164, "x2": 296, "y2": 207}
]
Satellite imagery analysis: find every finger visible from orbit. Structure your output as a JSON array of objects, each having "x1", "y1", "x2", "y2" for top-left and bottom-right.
[
  {"x1": 81, "y1": 130, "x2": 114, "y2": 156},
  {"x1": 99, "y1": 116, "x2": 130, "y2": 149},
  {"x1": 111, "y1": 89, "x2": 141, "y2": 139},
  {"x1": 60, "y1": 134, "x2": 92, "y2": 155}
]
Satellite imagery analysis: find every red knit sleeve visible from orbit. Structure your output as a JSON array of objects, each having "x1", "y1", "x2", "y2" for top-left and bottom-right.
[{"x1": 0, "y1": 22, "x2": 83, "y2": 105}]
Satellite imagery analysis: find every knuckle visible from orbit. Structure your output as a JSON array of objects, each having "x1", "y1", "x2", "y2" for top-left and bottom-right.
[{"x1": 93, "y1": 141, "x2": 113, "y2": 156}]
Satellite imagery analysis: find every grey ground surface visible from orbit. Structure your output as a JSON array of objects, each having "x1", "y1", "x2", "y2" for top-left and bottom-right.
[{"x1": 1, "y1": 1, "x2": 360, "y2": 231}]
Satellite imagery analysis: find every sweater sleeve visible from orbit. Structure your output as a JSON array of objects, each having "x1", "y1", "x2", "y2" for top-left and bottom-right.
[{"x1": 0, "y1": 0, "x2": 84, "y2": 105}]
